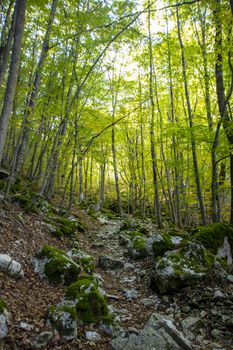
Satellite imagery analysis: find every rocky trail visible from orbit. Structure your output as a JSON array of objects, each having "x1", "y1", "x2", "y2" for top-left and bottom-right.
[{"x1": 0, "y1": 203, "x2": 233, "y2": 349}]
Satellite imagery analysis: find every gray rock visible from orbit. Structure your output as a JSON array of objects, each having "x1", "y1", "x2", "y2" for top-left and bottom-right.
[
  {"x1": 31, "y1": 331, "x2": 53, "y2": 349},
  {"x1": 48, "y1": 301, "x2": 77, "y2": 340},
  {"x1": 211, "y1": 329, "x2": 221, "y2": 339},
  {"x1": 110, "y1": 312, "x2": 193, "y2": 350},
  {"x1": 226, "y1": 274, "x2": 233, "y2": 283},
  {"x1": 139, "y1": 298, "x2": 158, "y2": 307},
  {"x1": 124, "y1": 262, "x2": 135, "y2": 272},
  {"x1": 213, "y1": 290, "x2": 225, "y2": 299},
  {"x1": 99, "y1": 256, "x2": 124, "y2": 271},
  {"x1": 0, "y1": 307, "x2": 9, "y2": 339},
  {"x1": 151, "y1": 242, "x2": 214, "y2": 294},
  {"x1": 217, "y1": 236, "x2": 232, "y2": 265},
  {"x1": 85, "y1": 331, "x2": 101, "y2": 341},
  {"x1": 123, "y1": 288, "x2": 138, "y2": 300},
  {"x1": 0, "y1": 254, "x2": 24, "y2": 278},
  {"x1": 19, "y1": 321, "x2": 34, "y2": 331},
  {"x1": 181, "y1": 317, "x2": 202, "y2": 333},
  {"x1": 145, "y1": 234, "x2": 162, "y2": 255}
]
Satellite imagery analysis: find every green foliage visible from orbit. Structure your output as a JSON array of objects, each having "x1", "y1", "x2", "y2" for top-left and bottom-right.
[{"x1": 0, "y1": 299, "x2": 8, "y2": 313}]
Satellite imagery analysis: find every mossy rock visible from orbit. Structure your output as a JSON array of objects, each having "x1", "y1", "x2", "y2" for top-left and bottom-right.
[
  {"x1": 0, "y1": 299, "x2": 8, "y2": 314},
  {"x1": 47, "y1": 215, "x2": 86, "y2": 238},
  {"x1": 66, "y1": 277, "x2": 109, "y2": 324},
  {"x1": 12, "y1": 192, "x2": 52, "y2": 214},
  {"x1": 152, "y1": 233, "x2": 174, "y2": 257},
  {"x1": 192, "y1": 223, "x2": 233, "y2": 257},
  {"x1": 128, "y1": 236, "x2": 147, "y2": 260},
  {"x1": 68, "y1": 249, "x2": 95, "y2": 274},
  {"x1": 34, "y1": 245, "x2": 81, "y2": 285},
  {"x1": 151, "y1": 242, "x2": 216, "y2": 294},
  {"x1": 120, "y1": 219, "x2": 148, "y2": 235},
  {"x1": 49, "y1": 301, "x2": 77, "y2": 340}
]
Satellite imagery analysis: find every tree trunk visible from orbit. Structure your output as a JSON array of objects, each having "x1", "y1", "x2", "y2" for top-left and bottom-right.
[
  {"x1": 176, "y1": 5, "x2": 207, "y2": 225},
  {"x1": 0, "y1": 0, "x2": 25, "y2": 164},
  {"x1": 148, "y1": 3, "x2": 162, "y2": 228}
]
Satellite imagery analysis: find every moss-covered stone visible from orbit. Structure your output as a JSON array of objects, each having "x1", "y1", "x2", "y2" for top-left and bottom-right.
[
  {"x1": 46, "y1": 215, "x2": 86, "y2": 238},
  {"x1": 152, "y1": 233, "x2": 173, "y2": 257},
  {"x1": 192, "y1": 223, "x2": 233, "y2": 256},
  {"x1": 68, "y1": 249, "x2": 95, "y2": 274},
  {"x1": 151, "y1": 242, "x2": 216, "y2": 294},
  {"x1": 120, "y1": 219, "x2": 148, "y2": 235},
  {"x1": 13, "y1": 192, "x2": 52, "y2": 214},
  {"x1": 34, "y1": 245, "x2": 81, "y2": 285},
  {"x1": 0, "y1": 299, "x2": 8, "y2": 314},
  {"x1": 49, "y1": 301, "x2": 77, "y2": 340},
  {"x1": 128, "y1": 236, "x2": 147, "y2": 260},
  {"x1": 66, "y1": 277, "x2": 109, "y2": 324}
]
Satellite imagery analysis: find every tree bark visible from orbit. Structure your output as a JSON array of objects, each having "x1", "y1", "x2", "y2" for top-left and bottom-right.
[{"x1": 0, "y1": 0, "x2": 25, "y2": 164}]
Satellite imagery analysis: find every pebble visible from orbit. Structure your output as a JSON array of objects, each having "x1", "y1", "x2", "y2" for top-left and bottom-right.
[
  {"x1": 213, "y1": 290, "x2": 225, "y2": 299},
  {"x1": 85, "y1": 331, "x2": 101, "y2": 341},
  {"x1": 226, "y1": 274, "x2": 233, "y2": 283},
  {"x1": 211, "y1": 329, "x2": 221, "y2": 339},
  {"x1": 123, "y1": 288, "x2": 138, "y2": 300}
]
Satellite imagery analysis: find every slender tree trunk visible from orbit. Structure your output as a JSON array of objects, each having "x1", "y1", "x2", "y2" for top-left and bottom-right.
[
  {"x1": 0, "y1": 0, "x2": 25, "y2": 164},
  {"x1": 148, "y1": 3, "x2": 162, "y2": 228},
  {"x1": 213, "y1": 0, "x2": 233, "y2": 224},
  {"x1": 176, "y1": 6, "x2": 207, "y2": 225},
  {"x1": 8, "y1": 0, "x2": 59, "y2": 185},
  {"x1": 0, "y1": 0, "x2": 16, "y2": 88}
]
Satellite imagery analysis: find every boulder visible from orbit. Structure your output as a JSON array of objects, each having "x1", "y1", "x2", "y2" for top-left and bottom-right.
[
  {"x1": 0, "y1": 300, "x2": 9, "y2": 339},
  {"x1": 151, "y1": 242, "x2": 215, "y2": 294},
  {"x1": 110, "y1": 312, "x2": 193, "y2": 350},
  {"x1": 99, "y1": 256, "x2": 124, "y2": 271},
  {"x1": 128, "y1": 236, "x2": 147, "y2": 260},
  {"x1": 33, "y1": 245, "x2": 81, "y2": 285},
  {"x1": 66, "y1": 276, "x2": 110, "y2": 324},
  {"x1": 48, "y1": 301, "x2": 77, "y2": 340},
  {"x1": 0, "y1": 254, "x2": 24, "y2": 278},
  {"x1": 67, "y1": 249, "x2": 94, "y2": 274},
  {"x1": 192, "y1": 223, "x2": 233, "y2": 264}
]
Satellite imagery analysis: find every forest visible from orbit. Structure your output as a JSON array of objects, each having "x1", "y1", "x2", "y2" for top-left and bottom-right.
[
  {"x1": 0, "y1": 0, "x2": 232, "y2": 225},
  {"x1": 0, "y1": 0, "x2": 233, "y2": 349}
]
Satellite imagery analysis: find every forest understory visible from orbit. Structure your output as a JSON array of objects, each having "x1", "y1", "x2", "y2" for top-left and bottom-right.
[{"x1": 0, "y1": 195, "x2": 233, "y2": 350}]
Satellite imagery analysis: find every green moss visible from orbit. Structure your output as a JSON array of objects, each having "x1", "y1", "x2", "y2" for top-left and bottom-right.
[
  {"x1": 120, "y1": 219, "x2": 148, "y2": 235},
  {"x1": 47, "y1": 215, "x2": 86, "y2": 238},
  {"x1": 192, "y1": 223, "x2": 233, "y2": 254},
  {"x1": 68, "y1": 249, "x2": 95, "y2": 274},
  {"x1": 125, "y1": 231, "x2": 144, "y2": 240},
  {"x1": 36, "y1": 245, "x2": 81, "y2": 285},
  {"x1": 0, "y1": 299, "x2": 8, "y2": 313},
  {"x1": 133, "y1": 236, "x2": 146, "y2": 250},
  {"x1": 153, "y1": 233, "x2": 173, "y2": 257},
  {"x1": 50, "y1": 303, "x2": 77, "y2": 321},
  {"x1": 66, "y1": 277, "x2": 109, "y2": 324}
]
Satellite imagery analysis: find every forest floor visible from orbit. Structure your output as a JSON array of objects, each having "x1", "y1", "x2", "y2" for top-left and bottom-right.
[{"x1": 0, "y1": 203, "x2": 233, "y2": 349}]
